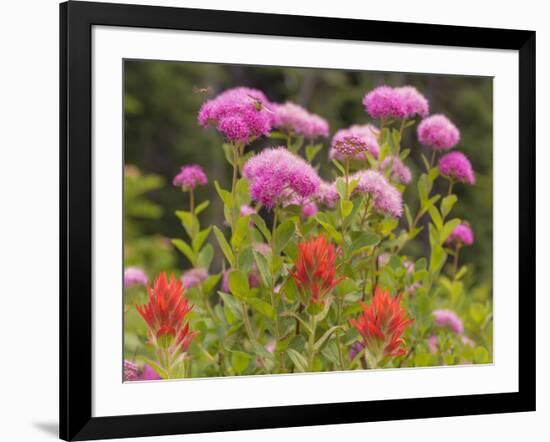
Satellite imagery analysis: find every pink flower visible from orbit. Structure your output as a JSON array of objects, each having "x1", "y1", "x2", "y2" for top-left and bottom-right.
[
  {"x1": 301, "y1": 201, "x2": 318, "y2": 219},
  {"x1": 124, "y1": 360, "x2": 139, "y2": 381},
  {"x1": 351, "y1": 170, "x2": 403, "y2": 218},
  {"x1": 438, "y1": 151, "x2": 475, "y2": 184},
  {"x1": 240, "y1": 204, "x2": 255, "y2": 217},
  {"x1": 395, "y1": 86, "x2": 429, "y2": 119},
  {"x1": 363, "y1": 86, "x2": 404, "y2": 119},
  {"x1": 181, "y1": 267, "x2": 209, "y2": 289},
  {"x1": 243, "y1": 147, "x2": 320, "y2": 209},
  {"x1": 363, "y1": 85, "x2": 428, "y2": 120},
  {"x1": 417, "y1": 114, "x2": 460, "y2": 150},
  {"x1": 427, "y1": 335, "x2": 439, "y2": 354},
  {"x1": 381, "y1": 155, "x2": 412, "y2": 184},
  {"x1": 273, "y1": 102, "x2": 329, "y2": 140},
  {"x1": 124, "y1": 360, "x2": 162, "y2": 382},
  {"x1": 433, "y1": 309, "x2": 464, "y2": 334},
  {"x1": 316, "y1": 180, "x2": 339, "y2": 208},
  {"x1": 173, "y1": 165, "x2": 208, "y2": 190},
  {"x1": 198, "y1": 87, "x2": 274, "y2": 142},
  {"x1": 330, "y1": 124, "x2": 379, "y2": 161},
  {"x1": 445, "y1": 223, "x2": 474, "y2": 247},
  {"x1": 124, "y1": 267, "x2": 148, "y2": 288}
]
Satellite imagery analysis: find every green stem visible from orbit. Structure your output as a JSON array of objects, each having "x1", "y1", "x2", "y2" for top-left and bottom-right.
[
  {"x1": 430, "y1": 150, "x2": 437, "y2": 168},
  {"x1": 308, "y1": 315, "x2": 317, "y2": 371},
  {"x1": 448, "y1": 180, "x2": 454, "y2": 196},
  {"x1": 335, "y1": 297, "x2": 346, "y2": 369},
  {"x1": 453, "y1": 245, "x2": 461, "y2": 279},
  {"x1": 189, "y1": 189, "x2": 195, "y2": 214}
]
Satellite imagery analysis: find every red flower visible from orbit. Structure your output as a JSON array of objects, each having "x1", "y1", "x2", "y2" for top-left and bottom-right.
[
  {"x1": 350, "y1": 287, "x2": 413, "y2": 365},
  {"x1": 289, "y1": 235, "x2": 344, "y2": 304},
  {"x1": 136, "y1": 272, "x2": 197, "y2": 352}
]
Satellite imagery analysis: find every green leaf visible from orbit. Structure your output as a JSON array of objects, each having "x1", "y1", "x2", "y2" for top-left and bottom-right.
[
  {"x1": 331, "y1": 159, "x2": 345, "y2": 175},
  {"x1": 213, "y1": 226, "x2": 234, "y2": 267},
  {"x1": 248, "y1": 298, "x2": 275, "y2": 320},
  {"x1": 281, "y1": 311, "x2": 313, "y2": 335},
  {"x1": 222, "y1": 143, "x2": 235, "y2": 166},
  {"x1": 286, "y1": 348, "x2": 308, "y2": 372},
  {"x1": 214, "y1": 181, "x2": 233, "y2": 208},
  {"x1": 404, "y1": 204, "x2": 413, "y2": 229},
  {"x1": 469, "y1": 303, "x2": 486, "y2": 324},
  {"x1": 231, "y1": 351, "x2": 251, "y2": 374},
  {"x1": 428, "y1": 205, "x2": 443, "y2": 231},
  {"x1": 440, "y1": 194, "x2": 457, "y2": 219},
  {"x1": 349, "y1": 232, "x2": 380, "y2": 253},
  {"x1": 218, "y1": 291, "x2": 242, "y2": 320},
  {"x1": 335, "y1": 278, "x2": 358, "y2": 297},
  {"x1": 231, "y1": 216, "x2": 249, "y2": 249},
  {"x1": 197, "y1": 243, "x2": 214, "y2": 269},
  {"x1": 420, "y1": 153, "x2": 431, "y2": 172},
  {"x1": 314, "y1": 216, "x2": 343, "y2": 244},
  {"x1": 202, "y1": 274, "x2": 221, "y2": 296},
  {"x1": 171, "y1": 239, "x2": 196, "y2": 265},
  {"x1": 306, "y1": 144, "x2": 323, "y2": 162},
  {"x1": 253, "y1": 250, "x2": 271, "y2": 287},
  {"x1": 341, "y1": 200, "x2": 353, "y2": 218},
  {"x1": 274, "y1": 220, "x2": 295, "y2": 254},
  {"x1": 194, "y1": 200, "x2": 210, "y2": 216},
  {"x1": 417, "y1": 174, "x2": 430, "y2": 204},
  {"x1": 430, "y1": 243, "x2": 447, "y2": 274},
  {"x1": 251, "y1": 214, "x2": 272, "y2": 242},
  {"x1": 192, "y1": 227, "x2": 211, "y2": 252},
  {"x1": 142, "y1": 358, "x2": 169, "y2": 379},
  {"x1": 473, "y1": 347, "x2": 490, "y2": 364},
  {"x1": 314, "y1": 326, "x2": 344, "y2": 352},
  {"x1": 175, "y1": 210, "x2": 197, "y2": 238},
  {"x1": 228, "y1": 270, "x2": 249, "y2": 299}
]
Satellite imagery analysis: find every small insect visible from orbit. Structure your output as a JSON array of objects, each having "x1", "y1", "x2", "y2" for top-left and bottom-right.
[
  {"x1": 192, "y1": 86, "x2": 213, "y2": 94},
  {"x1": 246, "y1": 94, "x2": 274, "y2": 113}
]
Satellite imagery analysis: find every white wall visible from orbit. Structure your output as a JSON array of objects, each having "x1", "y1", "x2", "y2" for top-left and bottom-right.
[{"x1": 0, "y1": 0, "x2": 546, "y2": 441}]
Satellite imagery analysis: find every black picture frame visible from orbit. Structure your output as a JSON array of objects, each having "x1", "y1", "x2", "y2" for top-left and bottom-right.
[{"x1": 60, "y1": 1, "x2": 536, "y2": 440}]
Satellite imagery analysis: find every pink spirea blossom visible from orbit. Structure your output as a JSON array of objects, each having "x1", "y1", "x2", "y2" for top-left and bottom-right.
[
  {"x1": 198, "y1": 87, "x2": 274, "y2": 142},
  {"x1": 363, "y1": 85, "x2": 429, "y2": 119},
  {"x1": 243, "y1": 147, "x2": 321, "y2": 208},
  {"x1": 181, "y1": 267, "x2": 209, "y2": 289},
  {"x1": 433, "y1": 309, "x2": 464, "y2": 334},
  {"x1": 273, "y1": 102, "x2": 329, "y2": 140},
  {"x1": 445, "y1": 223, "x2": 474, "y2": 247},
  {"x1": 351, "y1": 170, "x2": 403, "y2": 218},
  {"x1": 417, "y1": 114, "x2": 460, "y2": 150},
  {"x1": 240, "y1": 204, "x2": 255, "y2": 217},
  {"x1": 395, "y1": 86, "x2": 430, "y2": 119},
  {"x1": 124, "y1": 267, "x2": 148, "y2": 288},
  {"x1": 330, "y1": 125, "x2": 379, "y2": 160},
  {"x1": 381, "y1": 155, "x2": 412, "y2": 184},
  {"x1": 317, "y1": 180, "x2": 340, "y2": 208},
  {"x1": 173, "y1": 164, "x2": 208, "y2": 190},
  {"x1": 427, "y1": 335, "x2": 439, "y2": 354},
  {"x1": 438, "y1": 151, "x2": 476, "y2": 184},
  {"x1": 124, "y1": 360, "x2": 162, "y2": 382},
  {"x1": 301, "y1": 201, "x2": 318, "y2": 219}
]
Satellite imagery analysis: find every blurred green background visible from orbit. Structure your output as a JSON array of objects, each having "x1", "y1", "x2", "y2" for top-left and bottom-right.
[{"x1": 124, "y1": 60, "x2": 492, "y2": 289}]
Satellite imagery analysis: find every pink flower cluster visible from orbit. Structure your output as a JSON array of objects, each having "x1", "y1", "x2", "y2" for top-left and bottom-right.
[
  {"x1": 438, "y1": 152, "x2": 476, "y2": 184},
  {"x1": 243, "y1": 147, "x2": 321, "y2": 208},
  {"x1": 381, "y1": 155, "x2": 412, "y2": 184},
  {"x1": 445, "y1": 223, "x2": 474, "y2": 247},
  {"x1": 329, "y1": 124, "x2": 380, "y2": 161},
  {"x1": 316, "y1": 180, "x2": 339, "y2": 208},
  {"x1": 273, "y1": 102, "x2": 329, "y2": 140},
  {"x1": 432, "y1": 309, "x2": 464, "y2": 334},
  {"x1": 198, "y1": 87, "x2": 274, "y2": 142},
  {"x1": 181, "y1": 267, "x2": 209, "y2": 289},
  {"x1": 173, "y1": 164, "x2": 208, "y2": 190},
  {"x1": 417, "y1": 114, "x2": 460, "y2": 150},
  {"x1": 363, "y1": 85, "x2": 429, "y2": 120},
  {"x1": 124, "y1": 360, "x2": 161, "y2": 382},
  {"x1": 124, "y1": 267, "x2": 148, "y2": 288},
  {"x1": 351, "y1": 170, "x2": 403, "y2": 218}
]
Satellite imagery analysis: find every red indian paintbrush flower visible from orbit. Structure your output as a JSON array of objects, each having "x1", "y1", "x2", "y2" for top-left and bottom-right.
[
  {"x1": 136, "y1": 272, "x2": 197, "y2": 352},
  {"x1": 289, "y1": 235, "x2": 344, "y2": 304},
  {"x1": 350, "y1": 287, "x2": 413, "y2": 367}
]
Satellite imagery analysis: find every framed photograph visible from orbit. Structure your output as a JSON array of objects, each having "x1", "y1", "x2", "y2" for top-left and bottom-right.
[{"x1": 60, "y1": 1, "x2": 535, "y2": 440}]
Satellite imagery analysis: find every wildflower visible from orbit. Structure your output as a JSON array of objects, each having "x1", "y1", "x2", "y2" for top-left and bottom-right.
[
  {"x1": 273, "y1": 102, "x2": 329, "y2": 140},
  {"x1": 243, "y1": 147, "x2": 320, "y2": 208},
  {"x1": 445, "y1": 223, "x2": 474, "y2": 247},
  {"x1": 289, "y1": 235, "x2": 344, "y2": 304},
  {"x1": 124, "y1": 360, "x2": 139, "y2": 381},
  {"x1": 301, "y1": 201, "x2": 318, "y2": 219},
  {"x1": 417, "y1": 114, "x2": 460, "y2": 150},
  {"x1": 316, "y1": 180, "x2": 339, "y2": 208},
  {"x1": 381, "y1": 155, "x2": 412, "y2": 184},
  {"x1": 198, "y1": 87, "x2": 273, "y2": 142},
  {"x1": 427, "y1": 335, "x2": 439, "y2": 354},
  {"x1": 348, "y1": 342, "x2": 365, "y2": 361},
  {"x1": 173, "y1": 165, "x2": 208, "y2": 190},
  {"x1": 330, "y1": 125, "x2": 379, "y2": 160},
  {"x1": 432, "y1": 309, "x2": 464, "y2": 334},
  {"x1": 438, "y1": 151, "x2": 475, "y2": 184},
  {"x1": 181, "y1": 267, "x2": 209, "y2": 289},
  {"x1": 350, "y1": 288, "x2": 413, "y2": 365},
  {"x1": 240, "y1": 204, "x2": 255, "y2": 217},
  {"x1": 124, "y1": 361, "x2": 162, "y2": 382},
  {"x1": 395, "y1": 86, "x2": 429, "y2": 119},
  {"x1": 124, "y1": 267, "x2": 148, "y2": 288},
  {"x1": 363, "y1": 86, "x2": 404, "y2": 119},
  {"x1": 136, "y1": 273, "x2": 197, "y2": 352},
  {"x1": 351, "y1": 170, "x2": 403, "y2": 218},
  {"x1": 363, "y1": 85, "x2": 429, "y2": 120}
]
